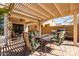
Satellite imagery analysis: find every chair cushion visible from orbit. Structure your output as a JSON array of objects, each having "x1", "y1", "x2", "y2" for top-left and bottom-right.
[
  {"x1": 51, "y1": 31, "x2": 65, "y2": 46},
  {"x1": 28, "y1": 31, "x2": 40, "y2": 50}
]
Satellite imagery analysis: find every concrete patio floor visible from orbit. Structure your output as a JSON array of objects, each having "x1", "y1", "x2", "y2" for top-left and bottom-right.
[
  {"x1": 1, "y1": 39, "x2": 79, "y2": 56},
  {"x1": 31, "y1": 40, "x2": 79, "y2": 56}
]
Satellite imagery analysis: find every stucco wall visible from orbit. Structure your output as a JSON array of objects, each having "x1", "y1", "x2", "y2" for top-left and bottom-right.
[{"x1": 41, "y1": 24, "x2": 79, "y2": 40}]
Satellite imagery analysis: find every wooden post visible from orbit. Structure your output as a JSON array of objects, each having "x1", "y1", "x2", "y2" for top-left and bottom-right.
[
  {"x1": 73, "y1": 10, "x2": 78, "y2": 46},
  {"x1": 37, "y1": 22, "x2": 41, "y2": 35}
]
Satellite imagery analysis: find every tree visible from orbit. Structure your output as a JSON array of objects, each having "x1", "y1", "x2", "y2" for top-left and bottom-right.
[
  {"x1": 0, "y1": 7, "x2": 9, "y2": 15},
  {"x1": 0, "y1": 15, "x2": 4, "y2": 35}
]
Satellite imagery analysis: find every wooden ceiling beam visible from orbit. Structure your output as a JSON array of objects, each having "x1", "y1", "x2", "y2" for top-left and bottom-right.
[
  {"x1": 11, "y1": 3, "x2": 79, "y2": 24},
  {"x1": 35, "y1": 4, "x2": 53, "y2": 19},
  {"x1": 70, "y1": 3, "x2": 75, "y2": 16},
  {"x1": 11, "y1": 10, "x2": 40, "y2": 22},
  {"x1": 9, "y1": 3, "x2": 15, "y2": 12},
  {"x1": 25, "y1": 21, "x2": 35, "y2": 24},
  {"x1": 41, "y1": 9, "x2": 75, "y2": 23},
  {"x1": 38, "y1": 4, "x2": 55, "y2": 18},
  {"x1": 16, "y1": 3, "x2": 44, "y2": 20},
  {"x1": 13, "y1": 8, "x2": 40, "y2": 21},
  {"x1": 25, "y1": 4, "x2": 50, "y2": 19},
  {"x1": 69, "y1": 3, "x2": 72, "y2": 15},
  {"x1": 13, "y1": 3, "x2": 19, "y2": 9},
  {"x1": 14, "y1": 3, "x2": 52, "y2": 21},
  {"x1": 14, "y1": 9, "x2": 41, "y2": 21},
  {"x1": 10, "y1": 15, "x2": 31, "y2": 22},
  {"x1": 12, "y1": 4, "x2": 41, "y2": 21},
  {"x1": 21, "y1": 4, "x2": 43, "y2": 20},
  {"x1": 23, "y1": 4, "x2": 50, "y2": 20},
  {"x1": 53, "y1": 3, "x2": 63, "y2": 16}
]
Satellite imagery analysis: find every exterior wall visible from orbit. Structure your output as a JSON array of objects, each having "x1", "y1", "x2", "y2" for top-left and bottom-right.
[
  {"x1": 10, "y1": 17, "x2": 26, "y2": 32},
  {"x1": 9, "y1": 17, "x2": 79, "y2": 41},
  {"x1": 41, "y1": 25, "x2": 73, "y2": 34},
  {"x1": 25, "y1": 24, "x2": 77, "y2": 40},
  {"x1": 10, "y1": 17, "x2": 38, "y2": 32},
  {"x1": 10, "y1": 17, "x2": 26, "y2": 25},
  {"x1": 28, "y1": 25, "x2": 38, "y2": 31},
  {"x1": 41, "y1": 24, "x2": 79, "y2": 41}
]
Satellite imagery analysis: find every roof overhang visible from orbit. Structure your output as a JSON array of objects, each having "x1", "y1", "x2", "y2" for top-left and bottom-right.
[{"x1": 7, "y1": 3, "x2": 79, "y2": 24}]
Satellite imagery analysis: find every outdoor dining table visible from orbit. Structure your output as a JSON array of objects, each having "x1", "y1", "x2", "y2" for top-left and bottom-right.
[
  {"x1": 33, "y1": 34, "x2": 53, "y2": 42},
  {"x1": 33, "y1": 34, "x2": 50, "y2": 38},
  {"x1": 33, "y1": 34, "x2": 54, "y2": 53}
]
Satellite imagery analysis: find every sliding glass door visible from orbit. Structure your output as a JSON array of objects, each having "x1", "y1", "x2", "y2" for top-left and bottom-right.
[{"x1": 13, "y1": 24, "x2": 24, "y2": 36}]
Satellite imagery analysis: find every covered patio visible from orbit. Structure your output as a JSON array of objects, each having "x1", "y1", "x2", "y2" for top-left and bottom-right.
[{"x1": 0, "y1": 3, "x2": 79, "y2": 56}]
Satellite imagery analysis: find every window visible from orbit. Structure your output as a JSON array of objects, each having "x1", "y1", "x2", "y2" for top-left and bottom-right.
[{"x1": 0, "y1": 15, "x2": 4, "y2": 35}]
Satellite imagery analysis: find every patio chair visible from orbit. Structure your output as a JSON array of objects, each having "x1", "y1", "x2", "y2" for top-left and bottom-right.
[
  {"x1": 33, "y1": 31, "x2": 39, "y2": 36},
  {"x1": 28, "y1": 31, "x2": 41, "y2": 51},
  {"x1": 51, "y1": 30, "x2": 66, "y2": 46}
]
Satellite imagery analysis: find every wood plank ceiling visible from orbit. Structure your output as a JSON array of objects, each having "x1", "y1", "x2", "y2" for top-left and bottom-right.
[{"x1": 9, "y1": 3, "x2": 79, "y2": 24}]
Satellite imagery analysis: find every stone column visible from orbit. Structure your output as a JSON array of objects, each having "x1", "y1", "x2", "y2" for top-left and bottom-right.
[
  {"x1": 4, "y1": 14, "x2": 8, "y2": 45},
  {"x1": 24, "y1": 24, "x2": 28, "y2": 33}
]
